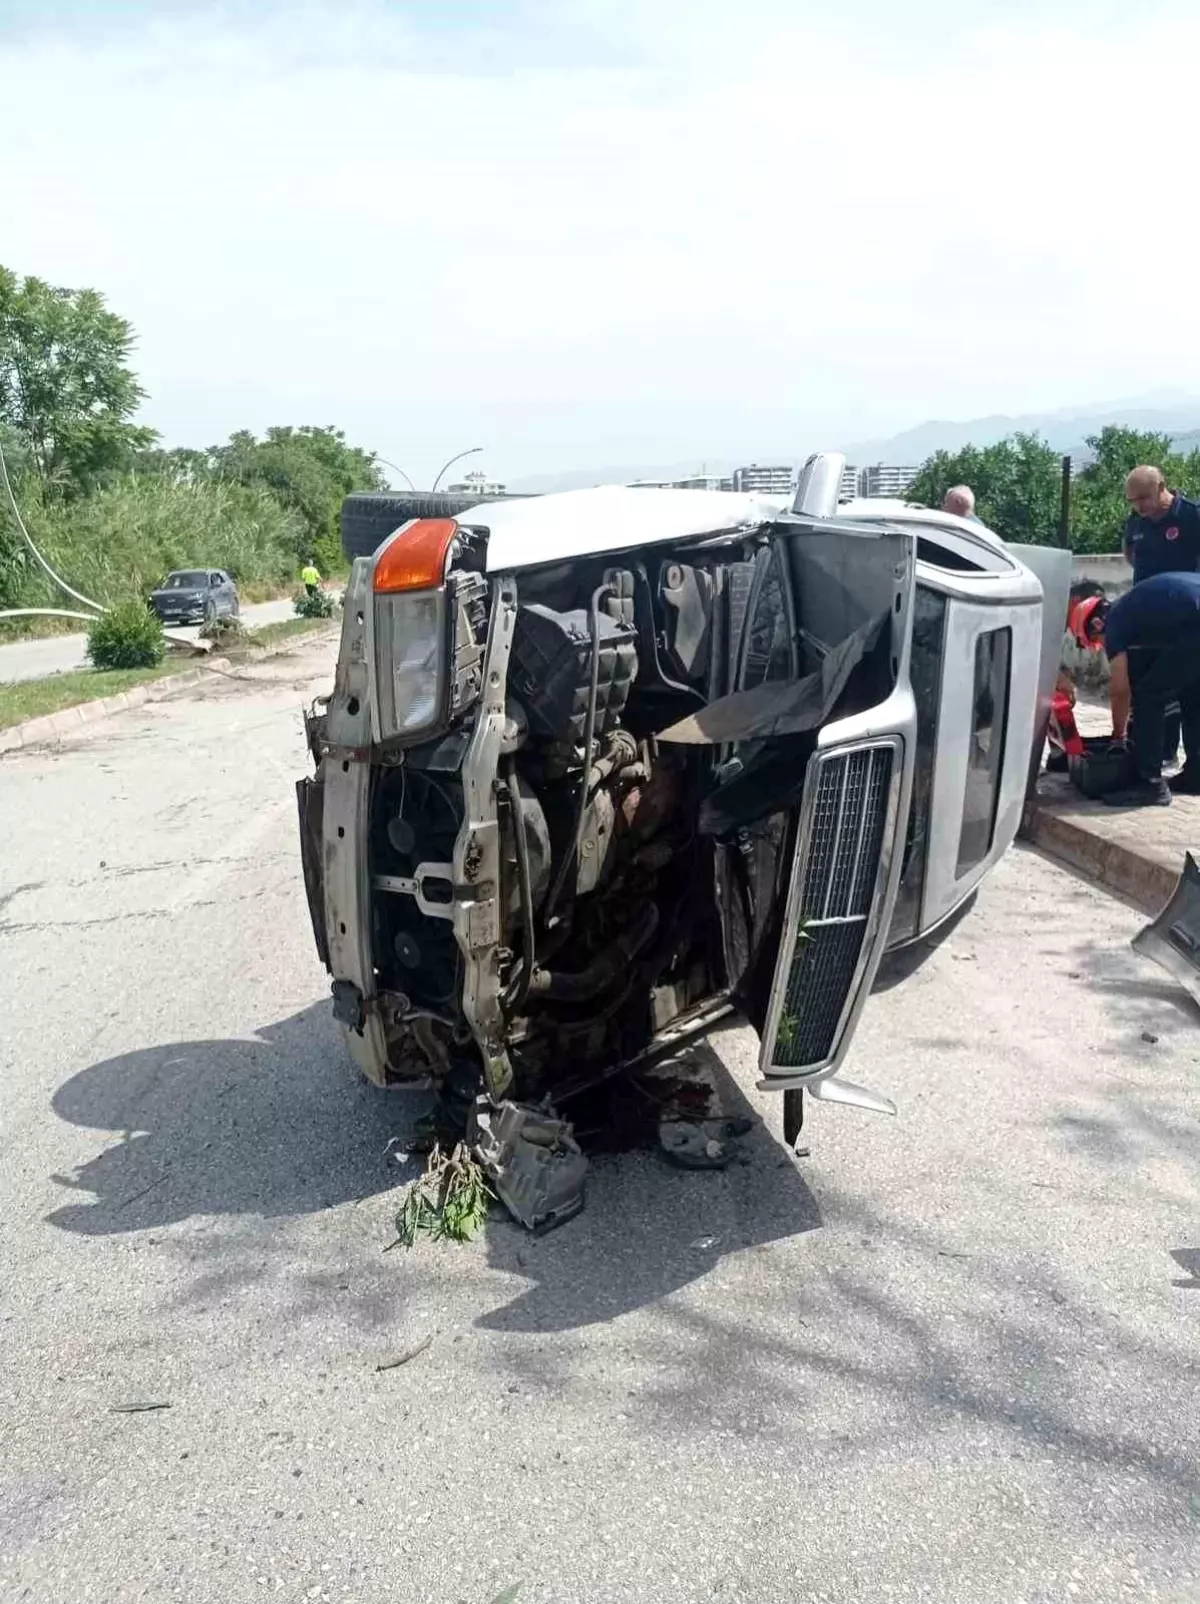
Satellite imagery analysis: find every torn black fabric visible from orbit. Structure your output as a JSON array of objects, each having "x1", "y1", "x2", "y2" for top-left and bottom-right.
[{"x1": 657, "y1": 609, "x2": 888, "y2": 747}]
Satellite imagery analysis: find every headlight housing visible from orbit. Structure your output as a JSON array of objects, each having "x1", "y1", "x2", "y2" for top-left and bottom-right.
[
  {"x1": 373, "y1": 588, "x2": 448, "y2": 741},
  {"x1": 370, "y1": 518, "x2": 458, "y2": 744}
]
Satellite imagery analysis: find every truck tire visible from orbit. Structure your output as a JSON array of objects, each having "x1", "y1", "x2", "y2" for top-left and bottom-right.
[{"x1": 340, "y1": 491, "x2": 523, "y2": 565}]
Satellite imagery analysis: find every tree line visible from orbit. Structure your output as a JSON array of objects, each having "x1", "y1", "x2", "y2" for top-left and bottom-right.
[
  {"x1": 0, "y1": 265, "x2": 385, "y2": 613},
  {"x1": 6, "y1": 258, "x2": 1195, "y2": 615},
  {"x1": 905, "y1": 427, "x2": 1200, "y2": 550}
]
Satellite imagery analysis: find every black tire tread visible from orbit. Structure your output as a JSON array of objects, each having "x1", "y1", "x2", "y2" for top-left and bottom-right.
[{"x1": 340, "y1": 490, "x2": 525, "y2": 564}]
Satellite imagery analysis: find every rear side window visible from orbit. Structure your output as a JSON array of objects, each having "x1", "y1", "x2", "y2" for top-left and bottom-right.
[
  {"x1": 956, "y1": 626, "x2": 1011, "y2": 876},
  {"x1": 917, "y1": 532, "x2": 1015, "y2": 574}
]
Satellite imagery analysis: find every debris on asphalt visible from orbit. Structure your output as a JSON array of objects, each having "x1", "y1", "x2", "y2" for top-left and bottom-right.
[
  {"x1": 658, "y1": 1115, "x2": 752, "y2": 1170},
  {"x1": 376, "y1": 1335, "x2": 433, "y2": 1372},
  {"x1": 383, "y1": 1044, "x2": 761, "y2": 1238},
  {"x1": 110, "y1": 1401, "x2": 172, "y2": 1413},
  {"x1": 471, "y1": 1099, "x2": 587, "y2": 1232},
  {"x1": 115, "y1": 1175, "x2": 168, "y2": 1212},
  {"x1": 563, "y1": 1049, "x2": 717, "y2": 1153},
  {"x1": 389, "y1": 1142, "x2": 492, "y2": 1247}
]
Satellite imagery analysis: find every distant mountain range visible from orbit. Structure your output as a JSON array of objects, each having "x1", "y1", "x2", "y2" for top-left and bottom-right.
[
  {"x1": 841, "y1": 397, "x2": 1200, "y2": 466},
  {"x1": 505, "y1": 395, "x2": 1200, "y2": 492}
]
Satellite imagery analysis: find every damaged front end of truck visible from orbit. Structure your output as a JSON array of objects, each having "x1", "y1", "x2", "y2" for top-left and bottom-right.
[{"x1": 297, "y1": 470, "x2": 917, "y2": 1228}]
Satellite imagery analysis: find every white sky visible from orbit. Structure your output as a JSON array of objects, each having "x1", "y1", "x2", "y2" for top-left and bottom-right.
[{"x1": 3, "y1": 0, "x2": 1199, "y2": 483}]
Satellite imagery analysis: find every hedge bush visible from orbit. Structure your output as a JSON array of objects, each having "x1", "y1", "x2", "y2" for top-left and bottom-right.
[
  {"x1": 87, "y1": 600, "x2": 166, "y2": 670},
  {"x1": 294, "y1": 587, "x2": 336, "y2": 618}
]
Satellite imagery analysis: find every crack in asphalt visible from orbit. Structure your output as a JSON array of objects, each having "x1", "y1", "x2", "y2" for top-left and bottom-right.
[{"x1": 0, "y1": 884, "x2": 292, "y2": 935}]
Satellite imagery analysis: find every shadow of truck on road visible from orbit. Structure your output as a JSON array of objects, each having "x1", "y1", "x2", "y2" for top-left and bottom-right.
[
  {"x1": 47, "y1": 1002, "x2": 406, "y2": 1235},
  {"x1": 47, "y1": 1005, "x2": 823, "y2": 1333},
  {"x1": 479, "y1": 1037, "x2": 823, "y2": 1334}
]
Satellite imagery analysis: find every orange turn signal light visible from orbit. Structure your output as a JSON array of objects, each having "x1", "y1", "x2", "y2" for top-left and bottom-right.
[{"x1": 373, "y1": 518, "x2": 458, "y2": 593}]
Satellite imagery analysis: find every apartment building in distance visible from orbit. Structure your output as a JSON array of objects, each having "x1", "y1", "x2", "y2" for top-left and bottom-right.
[
  {"x1": 727, "y1": 462, "x2": 869, "y2": 502},
  {"x1": 858, "y1": 462, "x2": 919, "y2": 499},
  {"x1": 729, "y1": 463, "x2": 794, "y2": 496},
  {"x1": 625, "y1": 460, "x2": 918, "y2": 502}
]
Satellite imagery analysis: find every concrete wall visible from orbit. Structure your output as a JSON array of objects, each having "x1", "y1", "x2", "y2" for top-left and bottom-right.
[
  {"x1": 1061, "y1": 553, "x2": 1132, "y2": 687},
  {"x1": 1071, "y1": 552, "x2": 1132, "y2": 595}
]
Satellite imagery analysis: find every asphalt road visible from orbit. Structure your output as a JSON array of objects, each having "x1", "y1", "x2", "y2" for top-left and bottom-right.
[
  {"x1": 0, "y1": 636, "x2": 1196, "y2": 1604},
  {"x1": 0, "y1": 598, "x2": 297, "y2": 683}
]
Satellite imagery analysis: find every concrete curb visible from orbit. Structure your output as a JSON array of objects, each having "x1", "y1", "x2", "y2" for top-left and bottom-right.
[
  {"x1": 0, "y1": 625, "x2": 337, "y2": 757},
  {"x1": 1022, "y1": 802, "x2": 1176, "y2": 916},
  {"x1": 0, "y1": 661, "x2": 228, "y2": 756}
]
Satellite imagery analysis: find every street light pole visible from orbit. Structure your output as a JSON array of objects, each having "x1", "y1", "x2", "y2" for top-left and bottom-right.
[
  {"x1": 431, "y1": 446, "x2": 483, "y2": 493},
  {"x1": 374, "y1": 456, "x2": 415, "y2": 491}
]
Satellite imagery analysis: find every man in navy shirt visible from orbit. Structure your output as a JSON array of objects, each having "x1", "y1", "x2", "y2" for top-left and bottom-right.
[
  {"x1": 1123, "y1": 467, "x2": 1200, "y2": 581},
  {"x1": 1121, "y1": 467, "x2": 1200, "y2": 763},
  {"x1": 1070, "y1": 572, "x2": 1200, "y2": 807}
]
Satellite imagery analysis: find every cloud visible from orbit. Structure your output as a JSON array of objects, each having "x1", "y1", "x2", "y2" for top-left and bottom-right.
[{"x1": 2, "y1": 0, "x2": 1199, "y2": 478}]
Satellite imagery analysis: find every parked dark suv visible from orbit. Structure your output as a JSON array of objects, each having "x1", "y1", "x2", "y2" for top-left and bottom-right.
[{"x1": 148, "y1": 569, "x2": 239, "y2": 626}]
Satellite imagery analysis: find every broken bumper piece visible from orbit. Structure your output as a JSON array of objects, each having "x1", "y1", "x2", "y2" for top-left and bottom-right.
[
  {"x1": 1132, "y1": 850, "x2": 1200, "y2": 1002},
  {"x1": 470, "y1": 1099, "x2": 588, "y2": 1232}
]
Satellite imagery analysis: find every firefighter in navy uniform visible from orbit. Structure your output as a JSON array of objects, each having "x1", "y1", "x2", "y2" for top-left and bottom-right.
[
  {"x1": 1122, "y1": 467, "x2": 1200, "y2": 765},
  {"x1": 1124, "y1": 467, "x2": 1200, "y2": 579},
  {"x1": 1069, "y1": 573, "x2": 1200, "y2": 807}
]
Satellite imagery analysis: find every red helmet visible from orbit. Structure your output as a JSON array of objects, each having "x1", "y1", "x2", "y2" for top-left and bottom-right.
[{"x1": 1067, "y1": 593, "x2": 1106, "y2": 650}]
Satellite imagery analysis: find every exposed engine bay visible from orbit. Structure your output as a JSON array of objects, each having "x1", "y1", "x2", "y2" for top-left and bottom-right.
[
  {"x1": 298, "y1": 501, "x2": 909, "y2": 1226},
  {"x1": 373, "y1": 554, "x2": 734, "y2": 1097}
]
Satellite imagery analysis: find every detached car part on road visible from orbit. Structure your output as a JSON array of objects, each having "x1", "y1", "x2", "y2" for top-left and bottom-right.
[{"x1": 296, "y1": 456, "x2": 1069, "y2": 1227}]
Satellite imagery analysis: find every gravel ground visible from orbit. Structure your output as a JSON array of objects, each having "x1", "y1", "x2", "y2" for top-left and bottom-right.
[{"x1": 0, "y1": 634, "x2": 1196, "y2": 1604}]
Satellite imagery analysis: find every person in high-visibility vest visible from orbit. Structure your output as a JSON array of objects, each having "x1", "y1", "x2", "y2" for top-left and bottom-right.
[{"x1": 301, "y1": 560, "x2": 321, "y2": 598}]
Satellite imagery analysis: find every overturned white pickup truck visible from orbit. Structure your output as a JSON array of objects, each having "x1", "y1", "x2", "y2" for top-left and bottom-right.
[{"x1": 296, "y1": 455, "x2": 1069, "y2": 1225}]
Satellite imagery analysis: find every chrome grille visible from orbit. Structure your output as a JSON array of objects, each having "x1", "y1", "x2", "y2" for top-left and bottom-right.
[{"x1": 772, "y1": 743, "x2": 895, "y2": 1071}]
